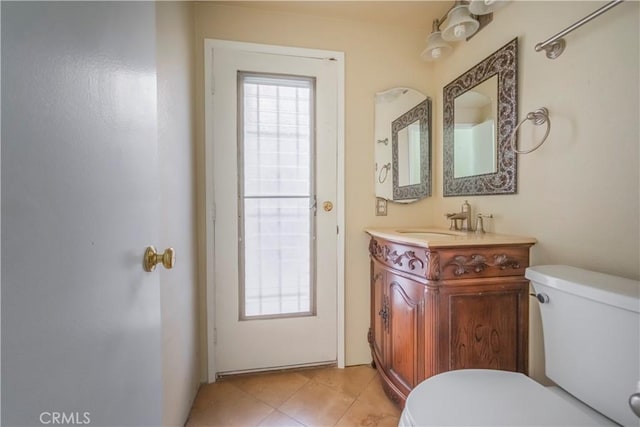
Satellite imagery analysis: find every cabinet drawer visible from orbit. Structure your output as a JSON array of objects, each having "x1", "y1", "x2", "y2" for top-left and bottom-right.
[
  {"x1": 438, "y1": 246, "x2": 530, "y2": 280},
  {"x1": 369, "y1": 238, "x2": 428, "y2": 281},
  {"x1": 369, "y1": 237, "x2": 530, "y2": 281}
]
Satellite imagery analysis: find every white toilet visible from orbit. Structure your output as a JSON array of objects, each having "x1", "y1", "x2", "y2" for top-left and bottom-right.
[{"x1": 400, "y1": 265, "x2": 640, "y2": 426}]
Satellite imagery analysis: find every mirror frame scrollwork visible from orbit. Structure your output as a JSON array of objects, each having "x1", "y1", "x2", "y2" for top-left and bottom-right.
[
  {"x1": 443, "y1": 37, "x2": 518, "y2": 196},
  {"x1": 392, "y1": 98, "x2": 432, "y2": 200}
]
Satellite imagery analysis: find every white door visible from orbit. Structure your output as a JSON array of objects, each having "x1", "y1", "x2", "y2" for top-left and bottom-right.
[
  {"x1": 208, "y1": 41, "x2": 343, "y2": 374},
  {"x1": 2, "y1": 3, "x2": 163, "y2": 426}
]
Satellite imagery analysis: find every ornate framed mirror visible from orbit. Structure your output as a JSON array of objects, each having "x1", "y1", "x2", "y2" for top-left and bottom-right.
[
  {"x1": 392, "y1": 98, "x2": 431, "y2": 200},
  {"x1": 443, "y1": 37, "x2": 518, "y2": 196},
  {"x1": 374, "y1": 88, "x2": 431, "y2": 203}
]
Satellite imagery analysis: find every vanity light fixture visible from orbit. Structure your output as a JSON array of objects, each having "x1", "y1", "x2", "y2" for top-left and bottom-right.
[
  {"x1": 421, "y1": 0, "x2": 511, "y2": 62},
  {"x1": 468, "y1": 0, "x2": 510, "y2": 16},
  {"x1": 441, "y1": 1, "x2": 480, "y2": 42},
  {"x1": 420, "y1": 19, "x2": 453, "y2": 62}
]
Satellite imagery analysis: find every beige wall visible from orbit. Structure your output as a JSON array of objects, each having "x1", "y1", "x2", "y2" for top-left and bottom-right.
[
  {"x1": 157, "y1": 3, "x2": 200, "y2": 424},
  {"x1": 433, "y1": 1, "x2": 639, "y2": 277},
  {"x1": 430, "y1": 0, "x2": 639, "y2": 381},
  {"x1": 194, "y1": 2, "x2": 441, "y2": 373},
  {"x1": 194, "y1": 1, "x2": 640, "y2": 381}
]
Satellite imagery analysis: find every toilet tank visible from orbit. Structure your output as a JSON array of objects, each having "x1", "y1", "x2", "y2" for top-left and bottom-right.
[{"x1": 526, "y1": 265, "x2": 640, "y2": 427}]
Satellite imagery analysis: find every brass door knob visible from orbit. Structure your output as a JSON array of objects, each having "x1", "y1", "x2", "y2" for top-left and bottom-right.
[
  {"x1": 323, "y1": 201, "x2": 333, "y2": 212},
  {"x1": 143, "y1": 246, "x2": 175, "y2": 272}
]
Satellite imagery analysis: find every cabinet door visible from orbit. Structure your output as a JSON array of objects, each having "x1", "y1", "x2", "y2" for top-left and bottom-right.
[
  {"x1": 370, "y1": 260, "x2": 387, "y2": 367},
  {"x1": 446, "y1": 284, "x2": 527, "y2": 372},
  {"x1": 387, "y1": 274, "x2": 424, "y2": 394}
]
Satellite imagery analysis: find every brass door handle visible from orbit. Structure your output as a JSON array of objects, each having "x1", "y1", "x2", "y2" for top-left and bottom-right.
[
  {"x1": 143, "y1": 246, "x2": 175, "y2": 272},
  {"x1": 323, "y1": 201, "x2": 333, "y2": 212}
]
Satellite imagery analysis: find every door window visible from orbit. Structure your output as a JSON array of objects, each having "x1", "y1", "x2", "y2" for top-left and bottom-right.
[{"x1": 238, "y1": 73, "x2": 316, "y2": 319}]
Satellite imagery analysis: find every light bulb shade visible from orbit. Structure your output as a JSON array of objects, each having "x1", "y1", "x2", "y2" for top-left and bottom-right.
[
  {"x1": 468, "y1": 0, "x2": 510, "y2": 15},
  {"x1": 420, "y1": 31, "x2": 452, "y2": 62},
  {"x1": 441, "y1": 5, "x2": 480, "y2": 42}
]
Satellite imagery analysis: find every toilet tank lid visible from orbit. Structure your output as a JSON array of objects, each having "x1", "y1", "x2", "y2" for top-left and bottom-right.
[{"x1": 526, "y1": 265, "x2": 640, "y2": 313}]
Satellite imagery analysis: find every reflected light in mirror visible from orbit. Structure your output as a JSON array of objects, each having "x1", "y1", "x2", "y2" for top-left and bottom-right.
[
  {"x1": 397, "y1": 120, "x2": 422, "y2": 186},
  {"x1": 453, "y1": 76, "x2": 497, "y2": 178}
]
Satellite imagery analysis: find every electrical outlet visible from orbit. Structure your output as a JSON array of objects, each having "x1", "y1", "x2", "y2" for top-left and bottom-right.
[{"x1": 375, "y1": 197, "x2": 388, "y2": 216}]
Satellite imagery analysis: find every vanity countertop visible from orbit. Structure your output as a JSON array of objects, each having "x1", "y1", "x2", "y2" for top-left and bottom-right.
[{"x1": 365, "y1": 227, "x2": 536, "y2": 248}]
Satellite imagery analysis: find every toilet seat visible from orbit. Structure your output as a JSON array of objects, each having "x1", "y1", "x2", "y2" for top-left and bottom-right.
[{"x1": 400, "y1": 369, "x2": 617, "y2": 426}]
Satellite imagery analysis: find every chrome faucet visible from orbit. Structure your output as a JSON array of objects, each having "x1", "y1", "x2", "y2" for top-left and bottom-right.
[
  {"x1": 446, "y1": 200, "x2": 472, "y2": 231},
  {"x1": 445, "y1": 212, "x2": 468, "y2": 231},
  {"x1": 446, "y1": 201, "x2": 494, "y2": 233}
]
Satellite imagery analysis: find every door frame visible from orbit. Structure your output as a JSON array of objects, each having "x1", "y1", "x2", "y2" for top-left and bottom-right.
[{"x1": 203, "y1": 38, "x2": 345, "y2": 382}]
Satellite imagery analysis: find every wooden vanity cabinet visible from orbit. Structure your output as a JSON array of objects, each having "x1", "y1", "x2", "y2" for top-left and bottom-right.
[{"x1": 368, "y1": 236, "x2": 533, "y2": 406}]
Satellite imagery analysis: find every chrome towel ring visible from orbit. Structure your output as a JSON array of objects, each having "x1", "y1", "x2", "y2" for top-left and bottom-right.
[
  {"x1": 510, "y1": 107, "x2": 551, "y2": 154},
  {"x1": 378, "y1": 163, "x2": 391, "y2": 183}
]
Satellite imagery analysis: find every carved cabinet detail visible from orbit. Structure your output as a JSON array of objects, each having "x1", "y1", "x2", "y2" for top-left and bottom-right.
[{"x1": 368, "y1": 235, "x2": 533, "y2": 407}]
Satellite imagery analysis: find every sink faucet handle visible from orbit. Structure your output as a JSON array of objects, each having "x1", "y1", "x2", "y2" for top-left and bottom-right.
[
  {"x1": 444, "y1": 213, "x2": 459, "y2": 230},
  {"x1": 475, "y1": 214, "x2": 493, "y2": 234}
]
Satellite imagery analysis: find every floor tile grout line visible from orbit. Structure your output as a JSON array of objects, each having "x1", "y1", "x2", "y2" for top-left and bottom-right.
[
  {"x1": 186, "y1": 366, "x2": 394, "y2": 427},
  {"x1": 242, "y1": 373, "x2": 312, "y2": 411},
  {"x1": 281, "y1": 410, "x2": 309, "y2": 427},
  {"x1": 278, "y1": 366, "x2": 379, "y2": 422},
  {"x1": 210, "y1": 379, "x2": 279, "y2": 426},
  {"x1": 303, "y1": 367, "x2": 378, "y2": 400},
  {"x1": 332, "y1": 396, "x2": 359, "y2": 427},
  {"x1": 353, "y1": 370, "x2": 378, "y2": 401},
  {"x1": 273, "y1": 379, "x2": 317, "y2": 427},
  {"x1": 254, "y1": 406, "x2": 277, "y2": 427},
  {"x1": 276, "y1": 376, "x2": 357, "y2": 427}
]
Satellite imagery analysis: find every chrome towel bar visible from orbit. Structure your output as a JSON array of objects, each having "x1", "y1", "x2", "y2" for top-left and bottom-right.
[{"x1": 536, "y1": 0, "x2": 624, "y2": 59}]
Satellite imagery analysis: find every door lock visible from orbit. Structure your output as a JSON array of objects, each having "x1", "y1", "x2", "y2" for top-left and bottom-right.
[
  {"x1": 143, "y1": 246, "x2": 175, "y2": 272},
  {"x1": 323, "y1": 201, "x2": 333, "y2": 212}
]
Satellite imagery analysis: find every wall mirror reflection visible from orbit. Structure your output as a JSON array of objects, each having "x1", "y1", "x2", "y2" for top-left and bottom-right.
[
  {"x1": 397, "y1": 120, "x2": 422, "y2": 185},
  {"x1": 374, "y1": 88, "x2": 431, "y2": 203},
  {"x1": 454, "y1": 76, "x2": 497, "y2": 178},
  {"x1": 443, "y1": 38, "x2": 518, "y2": 196}
]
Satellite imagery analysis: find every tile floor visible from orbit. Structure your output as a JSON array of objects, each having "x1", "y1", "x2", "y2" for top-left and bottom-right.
[{"x1": 185, "y1": 365, "x2": 401, "y2": 427}]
